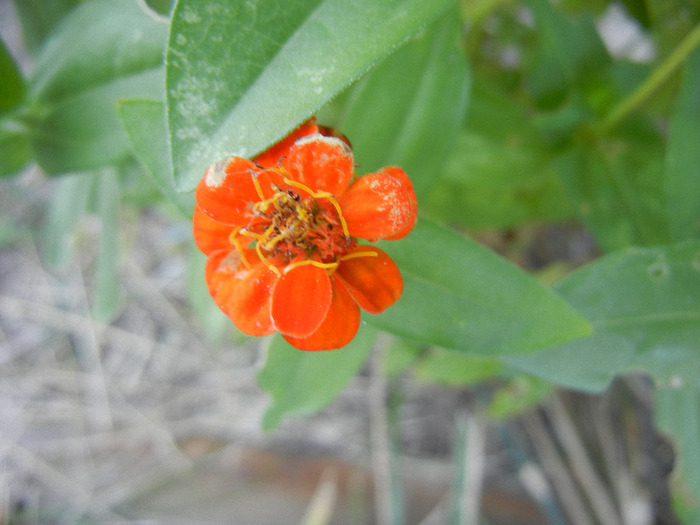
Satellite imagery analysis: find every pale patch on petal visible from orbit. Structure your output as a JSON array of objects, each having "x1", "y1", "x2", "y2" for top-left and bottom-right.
[
  {"x1": 294, "y1": 133, "x2": 353, "y2": 161},
  {"x1": 204, "y1": 156, "x2": 235, "y2": 187}
]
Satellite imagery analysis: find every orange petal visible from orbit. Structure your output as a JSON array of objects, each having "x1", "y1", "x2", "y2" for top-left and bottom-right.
[
  {"x1": 253, "y1": 118, "x2": 319, "y2": 168},
  {"x1": 205, "y1": 249, "x2": 247, "y2": 324},
  {"x1": 282, "y1": 134, "x2": 354, "y2": 196},
  {"x1": 196, "y1": 157, "x2": 261, "y2": 225},
  {"x1": 271, "y1": 263, "x2": 332, "y2": 338},
  {"x1": 193, "y1": 206, "x2": 233, "y2": 256},
  {"x1": 205, "y1": 250, "x2": 276, "y2": 336},
  {"x1": 339, "y1": 167, "x2": 417, "y2": 241},
  {"x1": 205, "y1": 249, "x2": 242, "y2": 305},
  {"x1": 336, "y1": 246, "x2": 403, "y2": 314},
  {"x1": 284, "y1": 277, "x2": 360, "y2": 351},
  {"x1": 228, "y1": 261, "x2": 279, "y2": 336}
]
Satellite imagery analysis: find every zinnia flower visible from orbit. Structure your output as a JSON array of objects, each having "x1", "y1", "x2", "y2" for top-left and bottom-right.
[{"x1": 193, "y1": 118, "x2": 417, "y2": 350}]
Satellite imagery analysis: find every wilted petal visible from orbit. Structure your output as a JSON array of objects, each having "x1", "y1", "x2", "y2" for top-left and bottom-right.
[
  {"x1": 336, "y1": 246, "x2": 403, "y2": 314},
  {"x1": 284, "y1": 277, "x2": 360, "y2": 351},
  {"x1": 282, "y1": 134, "x2": 354, "y2": 196},
  {"x1": 339, "y1": 167, "x2": 417, "y2": 240},
  {"x1": 228, "y1": 261, "x2": 279, "y2": 336},
  {"x1": 193, "y1": 206, "x2": 233, "y2": 256},
  {"x1": 271, "y1": 263, "x2": 332, "y2": 338},
  {"x1": 205, "y1": 249, "x2": 242, "y2": 308},
  {"x1": 196, "y1": 157, "x2": 261, "y2": 225}
]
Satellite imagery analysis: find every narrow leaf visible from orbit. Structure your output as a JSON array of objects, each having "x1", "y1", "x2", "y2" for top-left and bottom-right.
[
  {"x1": 166, "y1": 0, "x2": 455, "y2": 191},
  {"x1": 93, "y1": 169, "x2": 122, "y2": 322},
  {"x1": 42, "y1": 172, "x2": 94, "y2": 268},
  {"x1": 370, "y1": 219, "x2": 591, "y2": 354}
]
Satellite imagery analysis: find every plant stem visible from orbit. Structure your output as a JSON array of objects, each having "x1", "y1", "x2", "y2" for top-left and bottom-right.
[{"x1": 599, "y1": 21, "x2": 700, "y2": 133}]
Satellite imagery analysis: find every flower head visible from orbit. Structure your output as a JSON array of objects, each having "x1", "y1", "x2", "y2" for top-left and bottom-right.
[{"x1": 193, "y1": 118, "x2": 417, "y2": 350}]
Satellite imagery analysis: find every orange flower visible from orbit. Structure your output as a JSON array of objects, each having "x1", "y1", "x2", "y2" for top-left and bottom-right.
[{"x1": 193, "y1": 118, "x2": 417, "y2": 350}]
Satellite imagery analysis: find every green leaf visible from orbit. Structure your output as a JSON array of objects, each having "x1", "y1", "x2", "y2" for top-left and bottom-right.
[
  {"x1": 42, "y1": 172, "x2": 95, "y2": 268},
  {"x1": 524, "y1": 0, "x2": 609, "y2": 108},
  {"x1": 31, "y1": 70, "x2": 165, "y2": 173},
  {"x1": 666, "y1": 46, "x2": 700, "y2": 242},
  {"x1": 488, "y1": 375, "x2": 553, "y2": 419},
  {"x1": 382, "y1": 338, "x2": 422, "y2": 378},
  {"x1": 655, "y1": 388, "x2": 700, "y2": 519},
  {"x1": 259, "y1": 329, "x2": 376, "y2": 430},
  {"x1": 455, "y1": 80, "x2": 578, "y2": 221},
  {"x1": 0, "y1": 37, "x2": 24, "y2": 114},
  {"x1": 0, "y1": 122, "x2": 31, "y2": 176},
  {"x1": 506, "y1": 242, "x2": 700, "y2": 391},
  {"x1": 425, "y1": 134, "x2": 573, "y2": 228},
  {"x1": 370, "y1": 218, "x2": 591, "y2": 354},
  {"x1": 166, "y1": 0, "x2": 456, "y2": 191},
  {"x1": 645, "y1": 0, "x2": 700, "y2": 56},
  {"x1": 93, "y1": 169, "x2": 122, "y2": 322},
  {"x1": 27, "y1": 0, "x2": 167, "y2": 174},
  {"x1": 415, "y1": 347, "x2": 502, "y2": 386},
  {"x1": 423, "y1": 78, "x2": 574, "y2": 228},
  {"x1": 117, "y1": 99, "x2": 194, "y2": 216},
  {"x1": 329, "y1": 6, "x2": 470, "y2": 197},
  {"x1": 10, "y1": 0, "x2": 82, "y2": 55},
  {"x1": 555, "y1": 121, "x2": 670, "y2": 252}
]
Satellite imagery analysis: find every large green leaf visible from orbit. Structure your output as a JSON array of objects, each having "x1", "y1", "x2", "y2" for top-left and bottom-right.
[
  {"x1": 258, "y1": 329, "x2": 376, "y2": 430},
  {"x1": 327, "y1": 6, "x2": 470, "y2": 198},
  {"x1": 666, "y1": 47, "x2": 700, "y2": 242},
  {"x1": 370, "y1": 219, "x2": 591, "y2": 354},
  {"x1": 506, "y1": 242, "x2": 700, "y2": 391},
  {"x1": 166, "y1": 0, "x2": 455, "y2": 191},
  {"x1": 27, "y1": 0, "x2": 167, "y2": 174},
  {"x1": 117, "y1": 99, "x2": 194, "y2": 216}
]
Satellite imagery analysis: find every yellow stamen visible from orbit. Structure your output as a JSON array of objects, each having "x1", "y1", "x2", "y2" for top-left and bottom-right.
[
  {"x1": 283, "y1": 258, "x2": 340, "y2": 274},
  {"x1": 239, "y1": 228, "x2": 265, "y2": 243},
  {"x1": 250, "y1": 171, "x2": 266, "y2": 201},
  {"x1": 340, "y1": 250, "x2": 379, "y2": 262},
  {"x1": 228, "y1": 228, "x2": 252, "y2": 268},
  {"x1": 256, "y1": 242, "x2": 281, "y2": 277}
]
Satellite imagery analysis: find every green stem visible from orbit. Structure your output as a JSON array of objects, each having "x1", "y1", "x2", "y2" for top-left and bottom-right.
[{"x1": 599, "y1": 21, "x2": 700, "y2": 133}]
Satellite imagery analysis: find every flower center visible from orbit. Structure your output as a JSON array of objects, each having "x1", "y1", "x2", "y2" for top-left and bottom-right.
[{"x1": 238, "y1": 177, "x2": 354, "y2": 269}]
